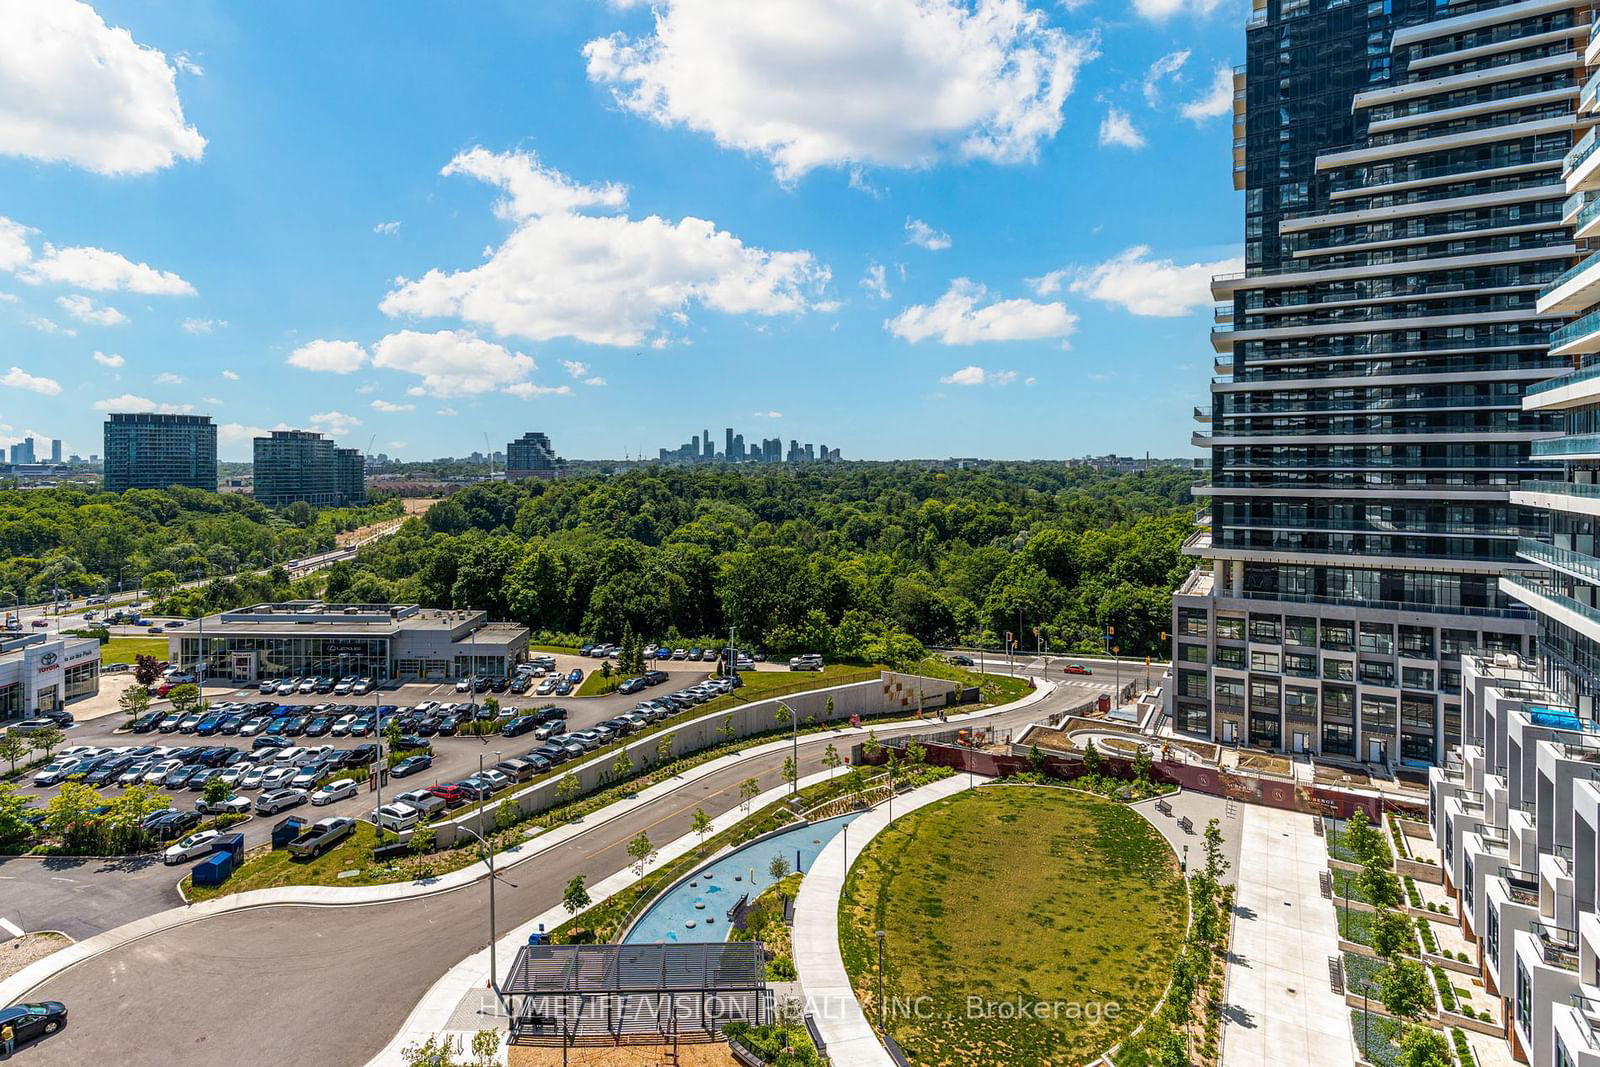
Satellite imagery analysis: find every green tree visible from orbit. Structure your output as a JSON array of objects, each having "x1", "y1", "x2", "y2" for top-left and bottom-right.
[
  {"x1": 144, "y1": 570, "x2": 179, "y2": 601},
  {"x1": 904, "y1": 739, "x2": 926, "y2": 765},
  {"x1": 1081, "y1": 739, "x2": 1101, "y2": 774},
  {"x1": 495, "y1": 798, "x2": 521, "y2": 833},
  {"x1": 1395, "y1": 1024, "x2": 1453, "y2": 1067},
  {"x1": 822, "y1": 743, "x2": 842, "y2": 780},
  {"x1": 0, "y1": 733, "x2": 28, "y2": 776},
  {"x1": 844, "y1": 765, "x2": 866, "y2": 799},
  {"x1": 717, "y1": 715, "x2": 736, "y2": 744},
  {"x1": 824, "y1": 694, "x2": 835, "y2": 722},
  {"x1": 0, "y1": 784, "x2": 34, "y2": 848},
  {"x1": 469, "y1": 1029, "x2": 500, "y2": 1067},
  {"x1": 1359, "y1": 854, "x2": 1404, "y2": 911},
  {"x1": 781, "y1": 755, "x2": 797, "y2": 793},
  {"x1": 118, "y1": 685, "x2": 150, "y2": 723},
  {"x1": 739, "y1": 776, "x2": 760, "y2": 813},
  {"x1": 45, "y1": 780, "x2": 104, "y2": 850},
  {"x1": 1378, "y1": 958, "x2": 1432, "y2": 1021},
  {"x1": 562, "y1": 874, "x2": 591, "y2": 915},
  {"x1": 167, "y1": 683, "x2": 201, "y2": 717},
  {"x1": 481, "y1": 695, "x2": 499, "y2": 720},
  {"x1": 691, "y1": 807, "x2": 712, "y2": 844},
  {"x1": 626, "y1": 831, "x2": 655, "y2": 877},
  {"x1": 769, "y1": 853, "x2": 789, "y2": 880},
  {"x1": 555, "y1": 773, "x2": 580, "y2": 807},
  {"x1": 1203, "y1": 818, "x2": 1229, "y2": 883},
  {"x1": 1132, "y1": 743, "x2": 1153, "y2": 782},
  {"x1": 29, "y1": 726, "x2": 64, "y2": 760},
  {"x1": 202, "y1": 776, "x2": 232, "y2": 810},
  {"x1": 401, "y1": 1034, "x2": 460, "y2": 1067},
  {"x1": 1027, "y1": 743, "x2": 1047, "y2": 775},
  {"x1": 410, "y1": 821, "x2": 437, "y2": 855},
  {"x1": 1371, "y1": 909, "x2": 1415, "y2": 962},
  {"x1": 655, "y1": 732, "x2": 675, "y2": 767},
  {"x1": 862, "y1": 729, "x2": 881, "y2": 761}
]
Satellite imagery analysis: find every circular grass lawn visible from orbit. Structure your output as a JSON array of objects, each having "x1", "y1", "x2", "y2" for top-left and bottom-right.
[{"x1": 838, "y1": 785, "x2": 1186, "y2": 1067}]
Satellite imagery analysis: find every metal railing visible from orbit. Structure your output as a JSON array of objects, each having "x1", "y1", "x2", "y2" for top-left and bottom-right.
[
  {"x1": 1515, "y1": 479, "x2": 1600, "y2": 499},
  {"x1": 1545, "y1": 310, "x2": 1600, "y2": 354},
  {"x1": 1532, "y1": 921, "x2": 1581, "y2": 971},
  {"x1": 1541, "y1": 247, "x2": 1600, "y2": 300},
  {"x1": 1569, "y1": 993, "x2": 1600, "y2": 1050}
]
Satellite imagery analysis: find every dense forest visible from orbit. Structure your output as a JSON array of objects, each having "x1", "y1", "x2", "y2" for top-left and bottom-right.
[
  {"x1": 0, "y1": 487, "x2": 402, "y2": 604},
  {"x1": 310, "y1": 463, "x2": 1197, "y2": 659}
]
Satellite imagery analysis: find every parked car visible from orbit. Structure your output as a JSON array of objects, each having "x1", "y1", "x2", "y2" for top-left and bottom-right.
[
  {"x1": 287, "y1": 817, "x2": 354, "y2": 859},
  {"x1": 196, "y1": 793, "x2": 250, "y2": 816},
  {"x1": 391, "y1": 754, "x2": 432, "y2": 778},
  {"x1": 372, "y1": 802, "x2": 419, "y2": 832},
  {"x1": 163, "y1": 829, "x2": 222, "y2": 865},
  {"x1": 0, "y1": 1001, "x2": 69, "y2": 1048},
  {"x1": 311, "y1": 778, "x2": 358, "y2": 806},
  {"x1": 147, "y1": 809, "x2": 201, "y2": 839},
  {"x1": 617, "y1": 677, "x2": 646, "y2": 695},
  {"x1": 256, "y1": 788, "x2": 308, "y2": 815},
  {"x1": 394, "y1": 789, "x2": 446, "y2": 819}
]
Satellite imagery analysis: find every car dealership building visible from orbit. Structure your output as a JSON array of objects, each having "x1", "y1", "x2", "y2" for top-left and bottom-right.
[
  {"x1": 167, "y1": 602, "x2": 530, "y2": 683},
  {"x1": 0, "y1": 632, "x2": 102, "y2": 725}
]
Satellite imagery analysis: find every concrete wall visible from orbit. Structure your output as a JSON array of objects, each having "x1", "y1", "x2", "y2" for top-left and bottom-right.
[{"x1": 431, "y1": 671, "x2": 958, "y2": 848}]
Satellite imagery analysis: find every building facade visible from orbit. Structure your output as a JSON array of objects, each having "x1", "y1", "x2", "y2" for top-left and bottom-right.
[
  {"x1": 1169, "y1": 0, "x2": 1583, "y2": 768},
  {"x1": 0, "y1": 633, "x2": 102, "y2": 725},
  {"x1": 505, "y1": 431, "x2": 560, "y2": 481},
  {"x1": 102, "y1": 413, "x2": 218, "y2": 493},
  {"x1": 252, "y1": 430, "x2": 365, "y2": 508}
]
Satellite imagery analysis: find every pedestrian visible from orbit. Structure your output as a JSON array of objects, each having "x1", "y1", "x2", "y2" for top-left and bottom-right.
[{"x1": 2, "y1": 1020, "x2": 14, "y2": 1057}]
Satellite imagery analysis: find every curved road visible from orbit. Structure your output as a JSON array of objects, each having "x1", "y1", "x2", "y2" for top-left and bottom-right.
[{"x1": 17, "y1": 678, "x2": 1098, "y2": 1066}]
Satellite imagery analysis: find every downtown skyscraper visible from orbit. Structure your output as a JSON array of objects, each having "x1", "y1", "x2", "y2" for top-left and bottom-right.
[{"x1": 1169, "y1": 0, "x2": 1582, "y2": 768}]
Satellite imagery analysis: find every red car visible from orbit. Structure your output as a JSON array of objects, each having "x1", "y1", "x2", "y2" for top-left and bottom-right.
[
  {"x1": 30, "y1": 619, "x2": 47, "y2": 628},
  {"x1": 1063, "y1": 663, "x2": 1092, "y2": 675},
  {"x1": 428, "y1": 783, "x2": 467, "y2": 808}
]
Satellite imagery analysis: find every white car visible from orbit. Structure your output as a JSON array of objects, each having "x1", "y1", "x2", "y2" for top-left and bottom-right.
[
  {"x1": 372, "y1": 802, "x2": 419, "y2": 831},
  {"x1": 216, "y1": 764, "x2": 253, "y2": 787},
  {"x1": 455, "y1": 677, "x2": 473, "y2": 693},
  {"x1": 31, "y1": 759, "x2": 83, "y2": 787},
  {"x1": 259, "y1": 766, "x2": 298, "y2": 791},
  {"x1": 275, "y1": 678, "x2": 300, "y2": 695},
  {"x1": 163, "y1": 829, "x2": 222, "y2": 865},
  {"x1": 256, "y1": 788, "x2": 308, "y2": 815},
  {"x1": 142, "y1": 759, "x2": 182, "y2": 785},
  {"x1": 475, "y1": 768, "x2": 512, "y2": 792},
  {"x1": 196, "y1": 793, "x2": 250, "y2": 816},
  {"x1": 311, "y1": 778, "x2": 357, "y2": 806},
  {"x1": 238, "y1": 765, "x2": 271, "y2": 790},
  {"x1": 238, "y1": 716, "x2": 270, "y2": 736},
  {"x1": 330, "y1": 714, "x2": 358, "y2": 737},
  {"x1": 296, "y1": 678, "x2": 318, "y2": 694}
]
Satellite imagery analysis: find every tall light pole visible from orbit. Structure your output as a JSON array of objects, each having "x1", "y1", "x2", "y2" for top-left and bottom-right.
[
  {"x1": 875, "y1": 930, "x2": 886, "y2": 1029},
  {"x1": 458, "y1": 810, "x2": 505, "y2": 1008},
  {"x1": 783, "y1": 702, "x2": 798, "y2": 796}
]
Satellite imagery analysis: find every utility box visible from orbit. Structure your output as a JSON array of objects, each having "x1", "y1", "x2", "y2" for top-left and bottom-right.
[
  {"x1": 1097, "y1": 693, "x2": 1111, "y2": 714},
  {"x1": 192, "y1": 851, "x2": 233, "y2": 887},
  {"x1": 271, "y1": 816, "x2": 308, "y2": 849}
]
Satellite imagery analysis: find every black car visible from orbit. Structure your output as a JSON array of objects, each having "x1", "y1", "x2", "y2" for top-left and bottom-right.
[
  {"x1": 346, "y1": 743, "x2": 380, "y2": 768},
  {"x1": 252, "y1": 735, "x2": 291, "y2": 751},
  {"x1": 534, "y1": 743, "x2": 569, "y2": 765},
  {"x1": 0, "y1": 1001, "x2": 68, "y2": 1048},
  {"x1": 644, "y1": 670, "x2": 668, "y2": 685},
  {"x1": 490, "y1": 676, "x2": 510, "y2": 693},
  {"x1": 305, "y1": 717, "x2": 331, "y2": 737},
  {"x1": 148, "y1": 810, "x2": 202, "y2": 839},
  {"x1": 535, "y1": 705, "x2": 567, "y2": 724},
  {"x1": 84, "y1": 757, "x2": 134, "y2": 786},
  {"x1": 414, "y1": 718, "x2": 438, "y2": 737},
  {"x1": 284, "y1": 715, "x2": 309, "y2": 737},
  {"x1": 435, "y1": 714, "x2": 460, "y2": 737},
  {"x1": 393, "y1": 735, "x2": 432, "y2": 754},
  {"x1": 130, "y1": 711, "x2": 165, "y2": 733},
  {"x1": 473, "y1": 676, "x2": 492, "y2": 693},
  {"x1": 946, "y1": 654, "x2": 974, "y2": 667},
  {"x1": 501, "y1": 715, "x2": 537, "y2": 738},
  {"x1": 217, "y1": 713, "x2": 245, "y2": 735}
]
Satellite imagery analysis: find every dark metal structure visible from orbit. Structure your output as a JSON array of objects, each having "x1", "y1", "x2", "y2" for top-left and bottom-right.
[{"x1": 504, "y1": 942, "x2": 770, "y2": 1046}]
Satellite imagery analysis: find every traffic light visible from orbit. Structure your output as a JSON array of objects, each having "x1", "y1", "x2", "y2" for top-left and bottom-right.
[{"x1": 1160, "y1": 631, "x2": 1169, "y2": 641}]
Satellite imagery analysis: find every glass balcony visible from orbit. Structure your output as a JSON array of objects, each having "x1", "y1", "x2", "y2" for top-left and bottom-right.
[
  {"x1": 1540, "y1": 248, "x2": 1600, "y2": 301},
  {"x1": 1230, "y1": 589, "x2": 1531, "y2": 620},
  {"x1": 1531, "y1": 922, "x2": 1580, "y2": 971},
  {"x1": 1568, "y1": 994, "x2": 1600, "y2": 1050},
  {"x1": 1516, "y1": 538, "x2": 1600, "y2": 586},
  {"x1": 1547, "y1": 309, "x2": 1600, "y2": 357},
  {"x1": 1499, "y1": 866, "x2": 1541, "y2": 907},
  {"x1": 1502, "y1": 574, "x2": 1600, "y2": 631},
  {"x1": 1532, "y1": 433, "x2": 1600, "y2": 458},
  {"x1": 1568, "y1": 127, "x2": 1598, "y2": 173},
  {"x1": 1513, "y1": 479, "x2": 1600, "y2": 500}
]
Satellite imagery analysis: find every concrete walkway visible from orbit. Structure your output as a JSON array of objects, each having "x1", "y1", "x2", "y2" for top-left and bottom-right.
[
  {"x1": 1221, "y1": 804, "x2": 1351, "y2": 1067},
  {"x1": 791, "y1": 773, "x2": 975, "y2": 1067}
]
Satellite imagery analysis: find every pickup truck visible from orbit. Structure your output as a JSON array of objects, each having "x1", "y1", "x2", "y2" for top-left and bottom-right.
[{"x1": 287, "y1": 817, "x2": 355, "y2": 859}]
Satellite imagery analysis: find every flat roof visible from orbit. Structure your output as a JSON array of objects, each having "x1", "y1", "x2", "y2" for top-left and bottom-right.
[{"x1": 173, "y1": 602, "x2": 479, "y2": 635}]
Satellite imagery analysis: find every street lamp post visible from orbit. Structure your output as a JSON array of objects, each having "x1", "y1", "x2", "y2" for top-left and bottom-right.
[
  {"x1": 875, "y1": 930, "x2": 886, "y2": 1029},
  {"x1": 458, "y1": 810, "x2": 504, "y2": 1008}
]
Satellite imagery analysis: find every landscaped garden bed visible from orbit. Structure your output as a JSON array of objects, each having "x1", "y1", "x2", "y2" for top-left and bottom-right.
[{"x1": 838, "y1": 785, "x2": 1187, "y2": 1065}]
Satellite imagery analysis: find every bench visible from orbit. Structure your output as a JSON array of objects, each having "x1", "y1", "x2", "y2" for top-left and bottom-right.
[
  {"x1": 1176, "y1": 816, "x2": 1194, "y2": 835},
  {"x1": 1154, "y1": 799, "x2": 1173, "y2": 817}
]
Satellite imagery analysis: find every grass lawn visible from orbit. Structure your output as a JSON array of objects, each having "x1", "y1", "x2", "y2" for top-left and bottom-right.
[
  {"x1": 576, "y1": 671, "x2": 626, "y2": 697},
  {"x1": 1350, "y1": 1007, "x2": 1408, "y2": 1067},
  {"x1": 840, "y1": 785, "x2": 1187, "y2": 1066},
  {"x1": 99, "y1": 636, "x2": 169, "y2": 666},
  {"x1": 186, "y1": 821, "x2": 387, "y2": 902}
]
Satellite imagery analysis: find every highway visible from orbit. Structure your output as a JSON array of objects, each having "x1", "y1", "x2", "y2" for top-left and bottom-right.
[{"x1": 14, "y1": 671, "x2": 1110, "y2": 1066}]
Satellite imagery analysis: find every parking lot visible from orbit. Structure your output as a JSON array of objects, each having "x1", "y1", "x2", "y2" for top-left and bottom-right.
[{"x1": 5, "y1": 650, "x2": 784, "y2": 860}]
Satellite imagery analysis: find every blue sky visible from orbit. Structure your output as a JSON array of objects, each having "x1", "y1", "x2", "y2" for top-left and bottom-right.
[{"x1": 0, "y1": 0, "x2": 1242, "y2": 462}]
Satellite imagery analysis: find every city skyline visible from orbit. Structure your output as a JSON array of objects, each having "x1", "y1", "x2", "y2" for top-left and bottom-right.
[{"x1": 0, "y1": 1, "x2": 1241, "y2": 463}]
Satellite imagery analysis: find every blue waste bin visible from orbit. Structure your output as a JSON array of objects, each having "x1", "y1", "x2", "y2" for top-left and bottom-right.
[
  {"x1": 216, "y1": 832, "x2": 245, "y2": 862},
  {"x1": 192, "y1": 851, "x2": 233, "y2": 887}
]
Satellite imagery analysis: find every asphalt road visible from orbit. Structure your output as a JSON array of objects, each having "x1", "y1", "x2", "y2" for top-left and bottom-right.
[{"x1": 14, "y1": 674, "x2": 1104, "y2": 1066}]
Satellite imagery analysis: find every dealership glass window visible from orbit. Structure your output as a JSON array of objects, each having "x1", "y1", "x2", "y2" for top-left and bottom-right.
[
  {"x1": 0, "y1": 683, "x2": 20, "y2": 722},
  {"x1": 1179, "y1": 670, "x2": 1209, "y2": 698},
  {"x1": 1401, "y1": 666, "x2": 1435, "y2": 690},
  {"x1": 1284, "y1": 616, "x2": 1316, "y2": 647},
  {"x1": 1249, "y1": 614, "x2": 1282, "y2": 644},
  {"x1": 1324, "y1": 658, "x2": 1354, "y2": 681},
  {"x1": 180, "y1": 635, "x2": 392, "y2": 681},
  {"x1": 1285, "y1": 651, "x2": 1317, "y2": 676},
  {"x1": 63, "y1": 659, "x2": 98, "y2": 700},
  {"x1": 1322, "y1": 721, "x2": 1355, "y2": 756},
  {"x1": 1216, "y1": 616, "x2": 1246, "y2": 641},
  {"x1": 1216, "y1": 646, "x2": 1246, "y2": 669},
  {"x1": 1359, "y1": 623, "x2": 1394, "y2": 655},
  {"x1": 1179, "y1": 608, "x2": 1209, "y2": 637},
  {"x1": 1321, "y1": 620, "x2": 1355, "y2": 651},
  {"x1": 1179, "y1": 643, "x2": 1208, "y2": 664},
  {"x1": 1250, "y1": 650, "x2": 1280, "y2": 673}
]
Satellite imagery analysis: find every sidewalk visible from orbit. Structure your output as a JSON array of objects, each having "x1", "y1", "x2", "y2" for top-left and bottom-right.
[
  {"x1": 790, "y1": 773, "x2": 975, "y2": 1067},
  {"x1": 1221, "y1": 804, "x2": 1350, "y2": 1067}
]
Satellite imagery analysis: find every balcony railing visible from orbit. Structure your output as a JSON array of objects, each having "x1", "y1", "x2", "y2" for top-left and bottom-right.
[
  {"x1": 1568, "y1": 994, "x2": 1600, "y2": 1050},
  {"x1": 1540, "y1": 248, "x2": 1600, "y2": 301},
  {"x1": 1532, "y1": 433, "x2": 1600, "y2": 457},
  {"x1": 1532, "y1": 921, "x2": 1580, "y2": 971},
  {"x1": 1517, "y1": 538, "x2": 1600, "y2": 586},
  {"x1": 1525, "y1": 354, "x2": 1600, "y2": 395},
  {"x1": 1501, "y1": 865, "x2": 1541, "y2": 906},
  {"x1": 1222, "y1": 589, "x2": 1532, "y2": 620},
  {"x1": 1514, "y1": 479, "x2": 1600, "y2": 499},
  {"x1": 1546, "y1": 310, "x2": 1600, "y2": 355},
  {"x1": 1503, "y1": 574, "x2": 1600, "y2": 631},
  {"x1": 1568, "y1": 126, "x2": 1598, "y2": 173}
]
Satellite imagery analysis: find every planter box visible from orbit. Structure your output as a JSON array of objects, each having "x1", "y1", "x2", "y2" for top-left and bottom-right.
[
  {"x1": 1440, "y1": 1008, "x2": 1504, "y2": 1038},
  {"x1": 1398, "y1": 857, "x2": 1443, "y2": 885},
  {"x1": 1423, "y1": 950, "x2": 1477, "y2": 977}
]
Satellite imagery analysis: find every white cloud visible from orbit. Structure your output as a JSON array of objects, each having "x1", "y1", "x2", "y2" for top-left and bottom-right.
[
  {"x1": 308, "y1": 410, "x2": 363, "y2": 436},
  {"x1": 886, "y1": 278, "x2": 1077, "y2": 345},
  {"x1": 1025, "y1": 375, "x2": 1037, "y2": 385},
  {"x1": 92, "y1": 350, "x2": 124, "y2": 367},
  {"x1": 288, "y1": 339, "x2": 368, "y2": 374},
  {"x1": 905, "y1": 218, "x2": 951, "y2": 251},
  {"x1": 371, "y1": 329, "x2": 539, "y2": 396},
  {"x1": 217, "y1": 422, "x2": 270, "y2": 455},
  {"x1": 1181, "y1": 64, "x2": 1234, "y2": 121},
  {"x1": 753, "y1": 410, "x2": 782, "y2": 418},
  {"x1": 560, "y1": 359, "x2": 606, "y2": 386},
  {"x1": 435, "y1": 407, "x2": 459, "y2": 417},
  {"x1": 381, "y1": 147, "x2": 830, "y2": 346},
  {"x1": 93, "y1": 393, "x2": 190, "y2": 413},
  {"x1": 371, "y1": 399, "x2": 414, "y2": 413},
  {"x1": 0, "y1": 292, "x2": 15, "y2": 303},
  {"x1": 0, "y1": 217, "x2": 32, "y2": 271},
  {"x1": 57, "y1": 293, "x2": 127, "y2": 325},
  {"x1": 22, "y1": 244, "x2": 194, "y2": 294},
  {"x1": 860, "y1": 263, "x2": 892, "y2": 301},
  {"x1": 1, "y1": 366, "x2": 62, "y2": 395},
  {"x1": 1067, "y1": 245, "x2": 1244, "y2": 316},
  {"x1": 201, "y1": 395, "x2": 220, "y2": 404},
  {"x1": 1143, "y1": 49, "x2": 1190, "y2": 106},
  {"x1": 1025, "y1": 268, "x2": 1069, "y2": 296},
  {"x1": 154, "y1": 371, "x2": 184, "y2": 385},
  {"x1": 1133, "y1": 0, "x2": 1227, "y2": 18},
  {"x1": 1098, "y1": 106, "x2": 1145, "y2": 149},
  {"x1": 584, "y1": 0, "x2": 1097, "y2": 182},
  {"x1": 27, "y1": 317, "x2": 74, "y2": 336},
  {"x1": 504, "y1": 382, "x2": 574, "y2": 399},
  {"x1": 372, "y1": 221, "x2": 401, "y2": 236},
  {"x1": 221, "y1": 369, "x2": 239, "y2": 380},
  {"x1": 173, "y1": 53, "x2": 203, "y2": 77},
  {"x1": 0, "y1": 0, "x2": 206, "y2": 175},
  {"x1": 938, "y1": 366, "x2": 1020, "y2": 386},
  {"x1": 181, "y1": 317, "x2": 224, "y2": 334}
]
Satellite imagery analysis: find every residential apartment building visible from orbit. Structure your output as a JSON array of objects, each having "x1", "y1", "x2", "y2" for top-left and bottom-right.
[
  {"x1": 102, "y1": 413, "x2": 217, "y2": 493},
  {"x1": 252, "y1": 430, "x2": 365, "y2": 508},
  {"x1": 1170, "y1": 0, "x2": 1583, "y2": 769},
  {"x1": 505, "y1": 431, "x2": 561, "y2": 481}
]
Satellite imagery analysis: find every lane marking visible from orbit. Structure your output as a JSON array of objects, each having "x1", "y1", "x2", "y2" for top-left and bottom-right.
[{"x1": 0, "y1": 916, "x2": 23, "y2": 938}]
